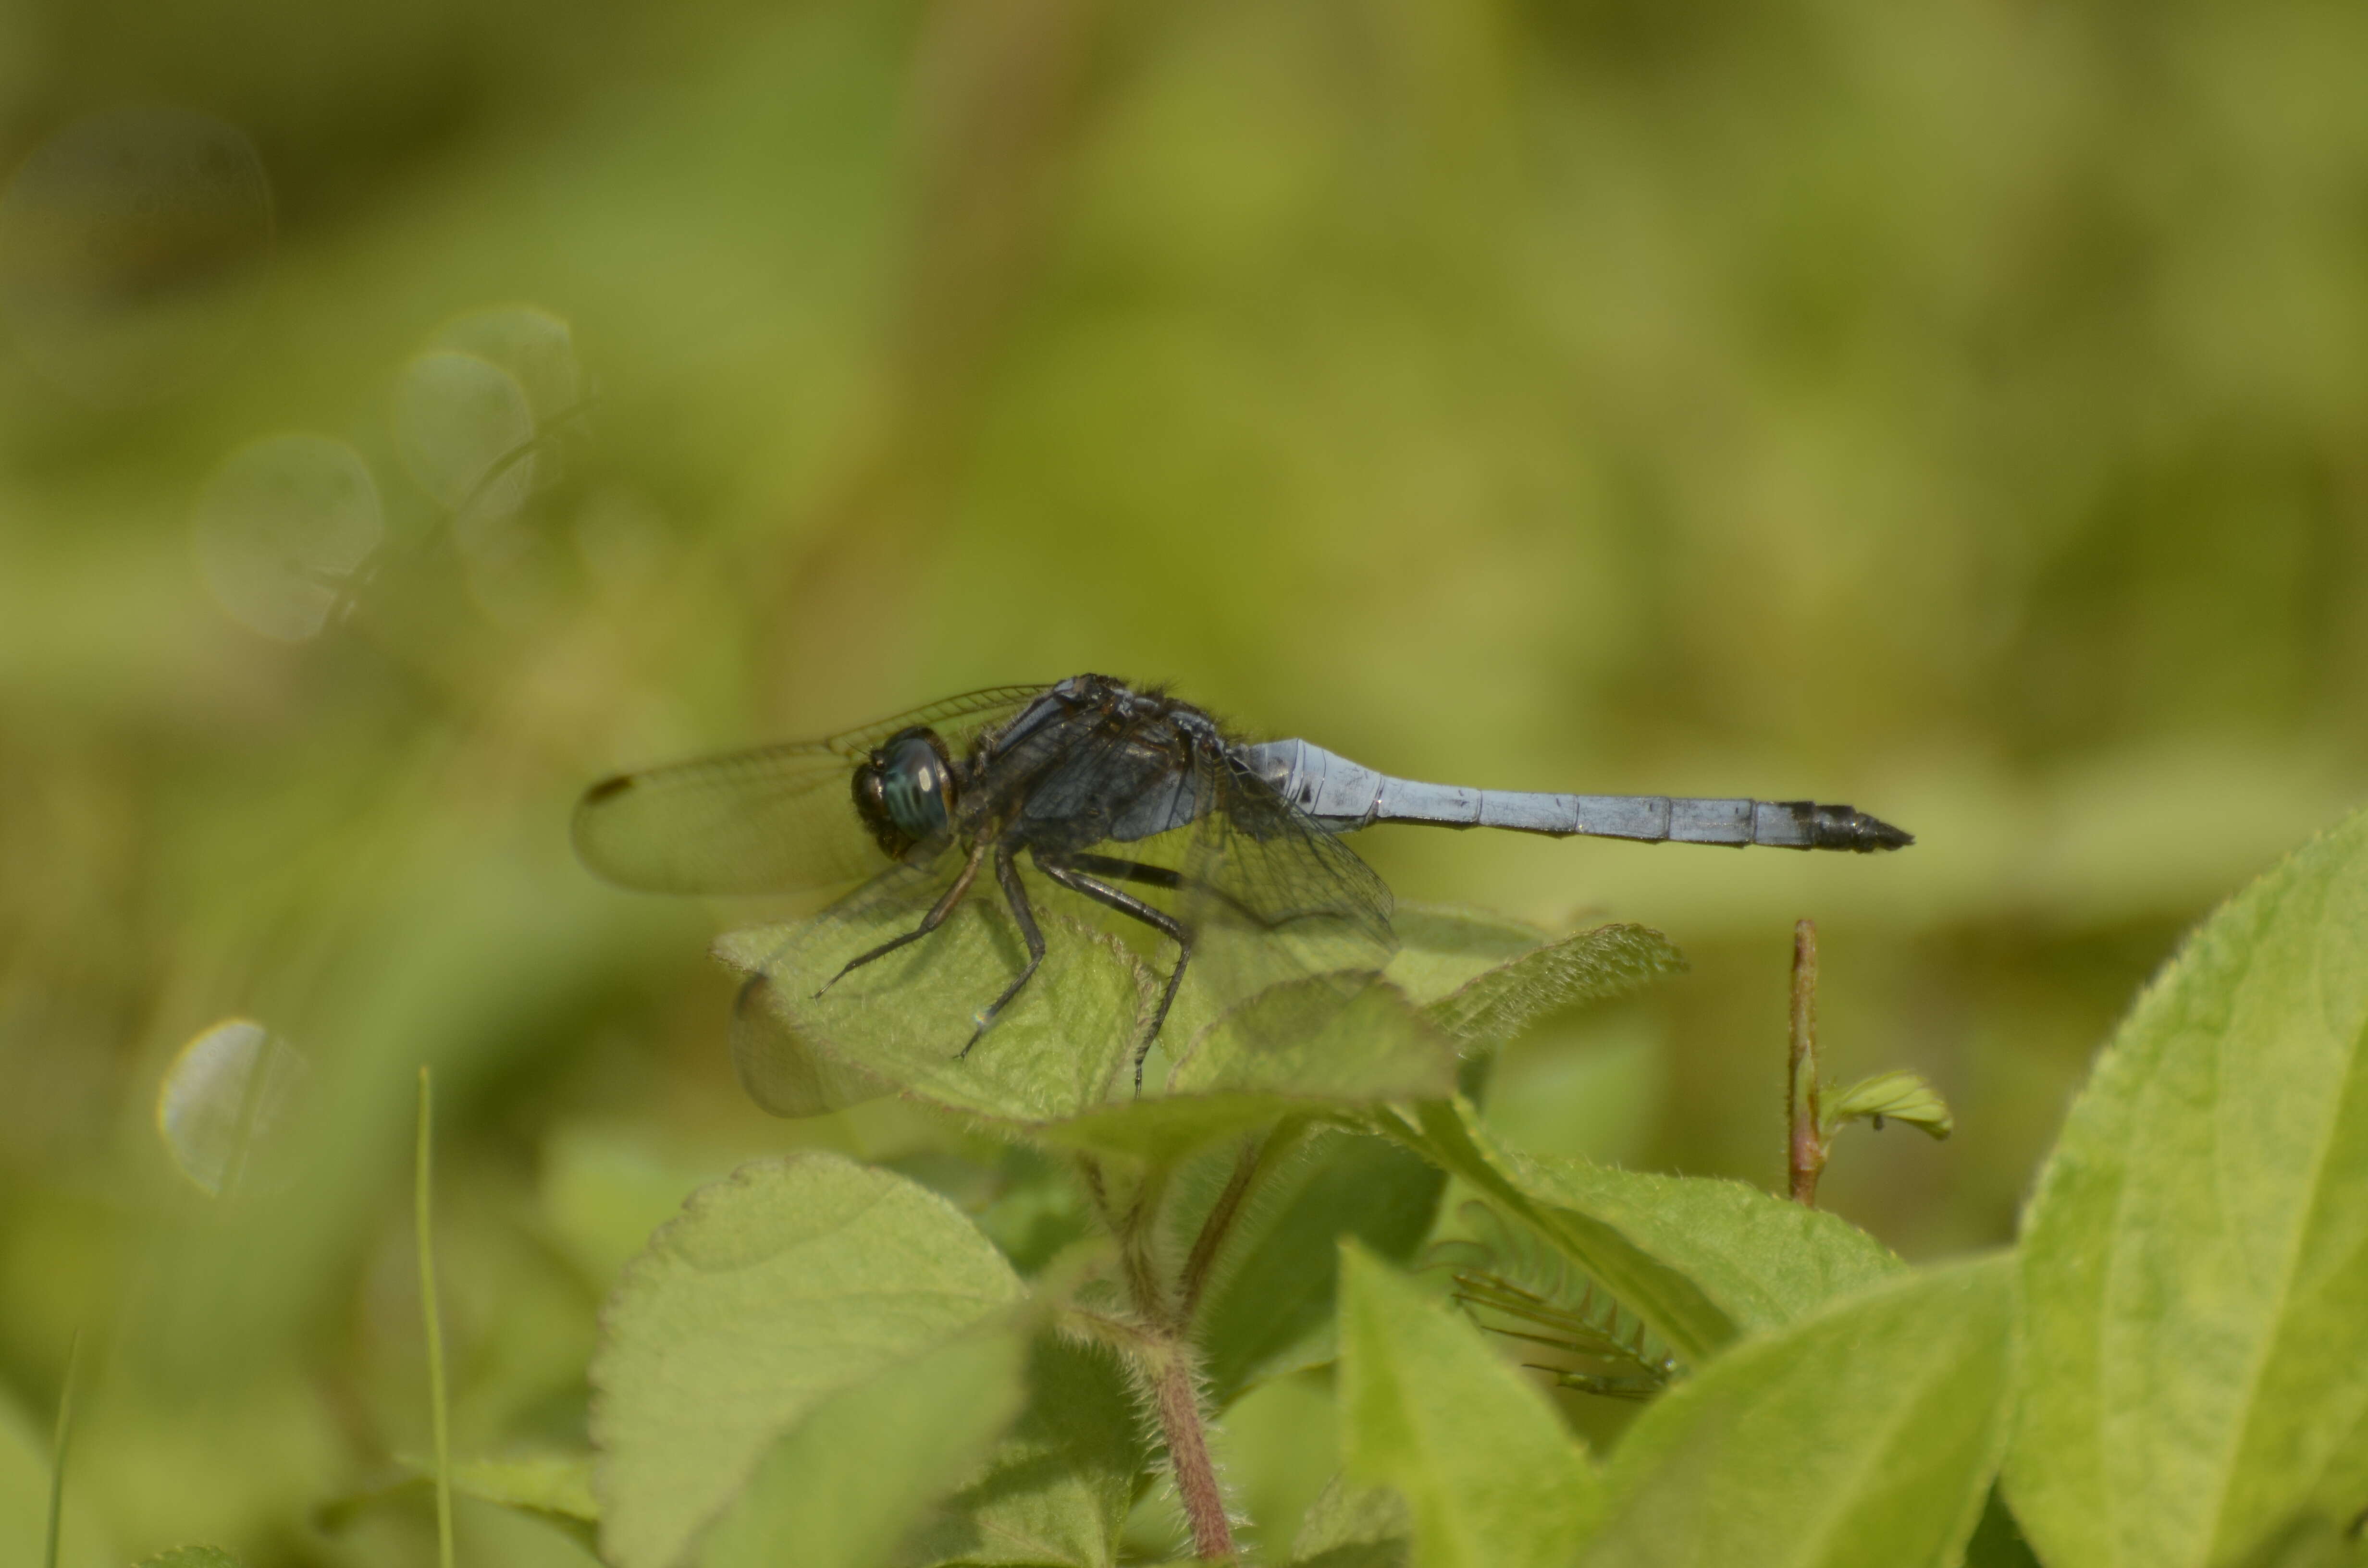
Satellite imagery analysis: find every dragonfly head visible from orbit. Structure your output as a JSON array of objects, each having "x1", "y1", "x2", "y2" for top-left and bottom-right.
[{"x1": 853, "y1": 726, "x2": 960, "y2": 857}]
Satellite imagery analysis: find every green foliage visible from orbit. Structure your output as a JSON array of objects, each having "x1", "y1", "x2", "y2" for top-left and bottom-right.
[
  {"x1": 1575, "y1": 1254, "x2": 2014, "y2": 1568},
  {"x1": 136, "y1": 1552, "x2": 246, "y2": 1568},
  {"x1": 589, "y1": 1153, "x2": 1026, "y2": 1568},
  {"x1": 1381, "y1": 1098, "x2": 1902, "y2": 1364},
  {"x1": 1823, "y1": 1069, "x2": 1955, "y2": 1141},
  {"x1": 1335, "y1": 1245, "x2": 1595, "y2": 1568},
  {"x1": 900, "y1": 1335, "x2": 1145, "y2": 1568},
  {"x1": 1038, "y1": 983, "x2": 1459, "y2": 1164},
  {"x1": 2008, "y1": 808, "x2": 2368, "y2": 1568},
  {"x1": 701, "y1": 1328, "x2": 1028, "y2": 1568},
  {"x1": 31, "y1": 802, "x2": 2368, "y2": 1565},
  {"x1": 716, "y1": 908, "x2": 1150, "y2": 1124},
  {"x1": 444, "y1": 1452, "x2": 598, "y2": 1534},
  {"x1": 1290, "y1": 1476, "x2": 1412, "y2": 1568},
  {"x1": 1194, "y1": 1131, "x2": 1446, "y2": 1404},
  {"x1": 593, "y1": 815, "x2": 2368, "y2": 1568},
  {"x1": 15, "y1": 783, "x2": 2368, "y2": 1568},
  {"x1": 1431, "y1": 1201, "x2": 1677, "y2": 1399},
  {"x1": 11, "y1": 0, "x2": 2368, "y2": 1555},
  {"x1": 1409, "y1": 918, "x2": 1687, "y2": 1049}
]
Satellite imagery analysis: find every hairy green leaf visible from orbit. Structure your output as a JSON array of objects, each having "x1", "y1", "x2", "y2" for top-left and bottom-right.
[
  {"x1": 1385, "y1": 1099, "x2": 1902, "y2": 1365},
  {"x1": 2009, "y1": 806, "x2": 2368, "y2": 1568},
  {"x1": 591, "y1": 1153, "x2": 1026, "y2": 1568},
  {"x1": 1336, "y1": 1244, "x2": 1595, "y2": 1568},
  {"x1": 1037, "y1": 982, "x2": 1458, "y2": 1162},
  {"x1": 718, "y1": 903, "x2": 1655, "y2": 1141},
  {"x1": 1196, "y1": 1131, "x2": 1448, "y2": 1405},
  {"x1": 1291, "y1": 1474, "x2": 1411, "y2": 1568},
  {"x1": 1421, "y1": 922, "x2": 1685, "y2": 1049},
  {"x1": 136, "y1": 1552, "x2": 246, "y2": 1568},
  {"x1": 1384, "y1": 907, "x2": 1559, "y2": 1007},
  {"x1": 717, "y1": 907, "x2": 1150, "y2": 1123},
  {"x1": 903, "y1": 1334, "x2": 1147, "y2": 1568},
  {"x1": 1574, "y1": 1254, "x2": 2014, "y2": 1568},
  {"x1": 702, "y1": 1327, "x2": 1029, "y2": 1568}
]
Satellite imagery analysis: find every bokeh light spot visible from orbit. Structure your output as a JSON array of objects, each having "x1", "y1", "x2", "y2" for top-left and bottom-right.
[
  {"x1": 192, "y1": 433, "x2": 383, "y2": 641},
  {"x1": 390, "y1": 347, "x2": 538, "y2": 526},
  {"x1": 156, "y1": 1018, "x2": 309, "y2": 1198},
  {"x1": 431, "y1": 304, "x2": 582, "y2": 425}
]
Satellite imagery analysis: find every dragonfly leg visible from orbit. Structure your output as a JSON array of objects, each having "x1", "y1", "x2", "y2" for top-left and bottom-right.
[
  {"x1": 1036, "y1": 854, "x2": 1192, "y2": 1095},
  {"x1": 960, "y1": 844, "x2": 1048, "y2": 1057},
  {"x1": 1064, "y1": 851, "x2": 1278, "y2": 930},
  {"x1": 816, "y1": 841, "x2": 987, "y2": 996},
  {"x1": 1060, "y1": 852, "x2": 1182, "y2": 891}
]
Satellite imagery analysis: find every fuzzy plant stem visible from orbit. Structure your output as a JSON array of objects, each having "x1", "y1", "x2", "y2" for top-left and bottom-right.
[
  {"x1": 1149, "y1": 1345, "x2": 1234, "y2": 1559},
  {"x1": 1078, "y1": 1154, "x2": 1239, "y2": 1559},
  {"x1": 1787, "y1": 918, "x2": 1827, "y2": 1207}
]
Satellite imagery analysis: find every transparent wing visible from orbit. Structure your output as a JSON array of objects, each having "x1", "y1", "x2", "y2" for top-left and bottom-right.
[
  {"x1": 810, "y1": 685, "x2": 1053, "y2": 761},
  {"x1": 1180, "y1": 747, "x2": 1398, "y2": 1007},
  {"x1": 571, "y1": 686, "x2": 1044, "y2": 895},
  {"x1": 728, "y1": 855, "x2": 956, "y2": 1113}
]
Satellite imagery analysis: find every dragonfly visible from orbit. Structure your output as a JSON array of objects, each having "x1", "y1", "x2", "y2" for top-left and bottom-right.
[{"x1": 573, "y1": 674, "x2": 1911, "y2": 1097}]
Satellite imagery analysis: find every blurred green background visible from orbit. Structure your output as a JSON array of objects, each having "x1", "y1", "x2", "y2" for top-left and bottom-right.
[{"x1": 3, "y1": 0, "x2": 2365, "y2": 1561}]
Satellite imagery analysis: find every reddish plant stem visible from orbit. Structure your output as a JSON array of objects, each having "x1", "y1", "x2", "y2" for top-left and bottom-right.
[
  {"x1": 1081, "y1": 1149, "x2": 1242, "y2": 1558},
  {"x1": 1787, "y1": 919, "x2": 1827, "y2": 1207},
  {"x1": 1149, "y1": 1344, "x2": 1234, "y2": 1559}
]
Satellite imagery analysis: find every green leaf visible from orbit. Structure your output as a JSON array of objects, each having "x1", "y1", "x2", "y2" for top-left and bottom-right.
[
  {"x1": 1384, "y1": 906, "x2": 1562, "y2": 1008},
  {"x1": 137, "y1": 1552, "x2": 246, "y2": 1568},
  {"x1": 1962, "y1": 1486, "x2": 2046, "y2": 1568},
  {"x1": 1573, "y1": 1253, "x2": 2014, "y2": 1568},
  {"x1": 903, "y1": 1334, "x2": 1148, "y2": 1568},
  {"x1": 449, "y1": 1451, "x2": 599, "y2": 1523},
  {"x1": 2008, "y1": 806, "x2": 2368, "y2": 1568},
  {"x1": 1434, "y1": 1200, "x2": 1677, "y2": 1399},
  {"x1": 591, "y1": 1153, "x2": 1027, "y2": 1568},
  {"x1": 1335, "y1": 1243, "x2": 1595, "y2": 1568},
  {"x1": 1291, "y1": 1473, "x2": 1411, "y2": 1568},
  {"x1": 1030, "y1": 983, "x2": 1458, "y2": 1163},
  {"x1": 702, "y1": 1326, "x2": 1030, "y2": 1568},
  {"x1": 1196, "y1": 1130, "x2": 1448, "y2": 1405},
  {"x1": 716, "y1": 908, "x2": 1150, "y2": 1124},
  {"x1": 381, "y1": 1450, "x2": 603, "y2": 1551},
  {"x1": 1823, "y1": 1070, "x2": 1953, "y2": 1140},
  {"x1": 1385, "y1": 1099, "x2": 1902, "y2": 1365},
  {"x1": 1419, "y1": 921, "x2": 1685, "y2": 1049},
  {"x1": 725, "y1": 971, "x2": 896, "y2": 1118},
  {"x1": 719, "y1": 904, "x2": 1636, "y2": 1142}
]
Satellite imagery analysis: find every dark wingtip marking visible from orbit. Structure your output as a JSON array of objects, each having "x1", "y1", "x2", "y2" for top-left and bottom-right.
[{"x1": 582, "y1": 773, "x2": 636, "y2": 805}]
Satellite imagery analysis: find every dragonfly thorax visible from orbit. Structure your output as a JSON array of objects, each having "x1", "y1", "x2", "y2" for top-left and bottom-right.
[{"x1": 853, "y1": 727, "x2": 958, "y2": 857}]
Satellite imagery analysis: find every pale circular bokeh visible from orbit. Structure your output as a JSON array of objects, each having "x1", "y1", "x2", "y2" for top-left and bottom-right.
[
  {"x1": 391, "y1": 347, "x2": 538, "y2": 526},
  {"x1": 431, "y1": 304, "x2": 581, "y2": 425},
  {"x1": 192, "y1": 434, "x2": 383, "y2": 641},
  {"x1": 0, "y1": 105, "x2": 273, "y2": 405},
  {"x1": 157, "y1": 1018, "x2": 309, "y2": 1198}
]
